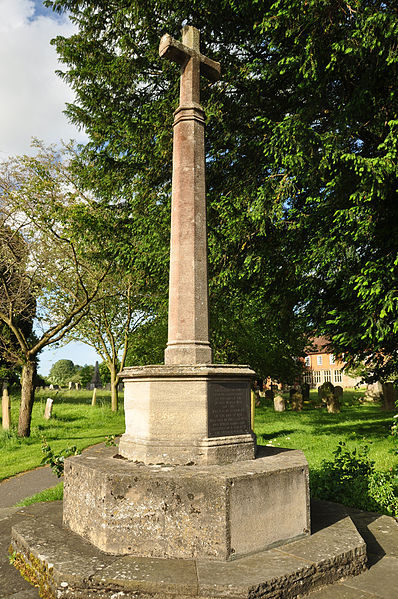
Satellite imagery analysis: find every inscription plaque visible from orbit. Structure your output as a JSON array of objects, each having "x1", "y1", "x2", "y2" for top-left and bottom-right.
[{"x1": 208, "y1": 382, "x2": 250, "y2": 438}]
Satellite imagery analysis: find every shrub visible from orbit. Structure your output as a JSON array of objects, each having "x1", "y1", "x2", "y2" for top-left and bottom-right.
[
  {"x1": 311, "y1": 441, "x2": 398, "y2": 517},
  {"x1": 41, "y1": 437, "x2": 80, "y2": 478}
]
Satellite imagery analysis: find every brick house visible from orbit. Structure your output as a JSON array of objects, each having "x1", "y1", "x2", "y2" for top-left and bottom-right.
[{"x1": 302, "y1": 337, "x2": 362, "y2": 388}]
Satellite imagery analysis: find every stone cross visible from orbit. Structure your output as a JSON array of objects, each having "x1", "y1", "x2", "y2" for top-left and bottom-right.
[{"x1": 159, "y1": 26, "x2": 220, "y2": 365}]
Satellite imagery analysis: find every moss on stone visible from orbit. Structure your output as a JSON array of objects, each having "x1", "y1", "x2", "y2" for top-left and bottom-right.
[{"x1": 9, "y1": 544, "x2": 56, "y2": 599}]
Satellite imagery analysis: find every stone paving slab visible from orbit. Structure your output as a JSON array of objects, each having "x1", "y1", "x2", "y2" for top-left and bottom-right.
[
  {"x1": 2, "y1": 591, "x2": 39, "y2": 599},
  {"x1": 304, "y1": 583, "x2": 378, "y2": 598},
  {"x1": 341, "y1": 555, "x2": 398, "y2": 599},
  {"x1": 9, "y1": 500, "x2": 367, "y2": 599},
  {"x1": 94, "y1": 556, "x2": 198, "y2": 595}
]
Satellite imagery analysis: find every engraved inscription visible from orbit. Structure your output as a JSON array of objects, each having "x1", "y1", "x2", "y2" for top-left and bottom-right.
[{"x1": 208, "y1": 382, "x2": 250, "y2": 438}]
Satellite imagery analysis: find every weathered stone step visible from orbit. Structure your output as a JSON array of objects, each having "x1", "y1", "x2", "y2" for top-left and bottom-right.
[{"x1": 10, "y1": 500, "x2": 366, "y2": 599}]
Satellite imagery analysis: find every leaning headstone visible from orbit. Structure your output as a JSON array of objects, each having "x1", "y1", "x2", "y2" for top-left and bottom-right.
[
  {"x1": 274, "y1": 394, "x2": 286, "y2": 412},
  {"x1": 44, "y1": 398, "x2": 53, "y2": 420},
  {"x1": 91, "y1": 387, "x2": 97, "y2": 407},
  {"x1": 382, "y1": 383, "x2": 397, "y2": 411},
  {"x1": 75, "y1": 382, "x2": 81, "y2": 390},
  {"x1": 2, "y1": 386, "x2": 11, "y2": 430},
  {"x1": 68, "y1": 381, "x2": 73, "y2": 390},
  {"x1": 327, "y1": 393, "x2": 341, "y2": 414}
]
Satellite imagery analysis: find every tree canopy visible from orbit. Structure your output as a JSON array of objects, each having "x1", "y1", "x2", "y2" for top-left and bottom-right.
[
  {"x1": 48, "y1": 359, "x2": 77, "y2": 386},
  {"x1": 44, "y1": 0, "x2": 398, "y2": 381},
  {"x1": 0, "y1": 142, "x2": 114, "y2": 435}
]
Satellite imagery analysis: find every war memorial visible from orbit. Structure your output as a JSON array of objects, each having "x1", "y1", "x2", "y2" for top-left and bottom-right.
[{"x1": 10, "y1": 26, "x2": 367, "y2": 598}]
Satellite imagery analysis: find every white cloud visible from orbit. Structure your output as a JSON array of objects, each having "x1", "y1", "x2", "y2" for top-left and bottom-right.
[{"x1": 0, "y1": 0, "x2": 87, "y2": 159}]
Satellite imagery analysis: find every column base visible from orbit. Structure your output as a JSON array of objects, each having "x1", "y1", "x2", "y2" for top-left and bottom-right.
[{"x1": 120, "y1": 363, "x2": 256, "y2": 465}]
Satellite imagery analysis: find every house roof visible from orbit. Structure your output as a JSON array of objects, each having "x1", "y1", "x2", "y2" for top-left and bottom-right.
[{"x1": 306, "y1": 336, "x2": 331, "y2": 355}]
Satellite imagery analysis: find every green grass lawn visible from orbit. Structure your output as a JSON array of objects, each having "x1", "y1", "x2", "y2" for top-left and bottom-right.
[
  {"x1": 0, "y1": 388, "x2": 125, "y2": 481},
  {"x1": 1, "y1": 387, "x2": 396, "y2": 485},
  {"x1": 254, "y1": 389, "x2": 397, "y2": 473}
]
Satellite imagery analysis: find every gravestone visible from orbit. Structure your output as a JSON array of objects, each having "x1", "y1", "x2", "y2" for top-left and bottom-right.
[
  {"x1": 274, "y1": 394, "x2": 286, "y2": 412},
  {"x1": 90, "y1": 361, "x2": 102, "y2": 389},
  {"x1": 301, "y1": 381, "x2": 310, "y2": 401},
  {"x1": 91, "y1": 387, "x2": 97, "y2": 406},
  {"x1": 291, "y1": 390, "x2": 303, "y2": 411},
  {"x1": 44, "y1": 398, "x2": 53, "y2": 420},
  {"x1": 2, "y1": 385, "x2": 11, "y2": 430},
  {"x1": 365, "y1": 381, "x2": 383, "y2": 400},
  {"x1": 334, "y1": 385, "x2": 343, "y2": 398},
  {"x1": 68, "y1": 381, "x2": 73, "y2": 390}
]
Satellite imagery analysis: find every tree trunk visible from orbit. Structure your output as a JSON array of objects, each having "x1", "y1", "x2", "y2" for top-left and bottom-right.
[
  {"x1": 110, "y1": 367, "x2": 119, "y2": 412},
  {"x1": 18, "y1": 359, "x2": 36, "y2": 437}
]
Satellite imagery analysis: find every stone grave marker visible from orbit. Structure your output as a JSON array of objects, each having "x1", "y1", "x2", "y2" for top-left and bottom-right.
[
  {"x1": 44, "y1": 398, "x2": 53, "y2": 420},
  {"x1": 274, "y1": 394, "x2": 286, "y2": 412},
  {"x1": 2, "y1": 385, "x2": 11, "y2": 430}
]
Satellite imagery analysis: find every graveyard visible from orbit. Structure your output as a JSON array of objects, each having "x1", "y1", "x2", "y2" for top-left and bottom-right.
[{"x1": 1, "y1": 2, "x2": 398, "y2": 599}]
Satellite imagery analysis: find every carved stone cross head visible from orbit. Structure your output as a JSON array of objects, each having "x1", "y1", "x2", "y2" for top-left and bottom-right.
[{"x1": 159, "y1": 25, "x2": 220, "y2": 106}]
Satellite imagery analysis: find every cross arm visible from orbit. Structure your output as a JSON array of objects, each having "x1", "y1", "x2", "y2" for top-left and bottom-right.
[{"x1": 159, "y1": 34, "x2": 221, "y2": 82}]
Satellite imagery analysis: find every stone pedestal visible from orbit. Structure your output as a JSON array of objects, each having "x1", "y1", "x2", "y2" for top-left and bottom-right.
[
  {"x1": 63, "y1": 445, "x2": 310, "y2": 561},
  {"x1": 118, "y1": 364, "x2": 256, "y2": 465}
]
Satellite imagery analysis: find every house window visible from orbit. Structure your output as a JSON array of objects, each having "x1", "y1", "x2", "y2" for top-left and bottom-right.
[
  {"x1": 305, "y1": 356, "x2": 310, "y2": 367},
  {"x1": 324, "y1": 370, "x2": 331, "y2": 382},
  {"x1": 303, "y1": 372, "x2": 312, "y2": 385},
  {"x1": 329, "y1": 354, "x2": 335, "y2": 365},
  {"x1": 334, "y1": 370, "x2": 343, "y2": 383},
  {"x1": 313, "y1": 370, "x2": 322, "y2": 384},
  {"x1": 317, "y1": 355, "x2": 323, "y2": 366}
]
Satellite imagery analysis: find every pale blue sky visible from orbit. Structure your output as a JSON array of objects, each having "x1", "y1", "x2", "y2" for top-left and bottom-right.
[
  {"x1": 38, "y1": 342, "x2": 101, "y2": 376},
  {"x1": 0, "y1": 0, "x2": 100, "y2": 374}
]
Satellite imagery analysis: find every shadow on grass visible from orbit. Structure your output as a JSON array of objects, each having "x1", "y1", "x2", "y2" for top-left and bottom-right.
[{"x1": 258, "y1": 429, "x2": 295, "y2": 442}]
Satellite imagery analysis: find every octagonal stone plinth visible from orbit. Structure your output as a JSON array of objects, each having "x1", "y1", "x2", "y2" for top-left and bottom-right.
[
  {"x1": 63, "y1": 445, "x2": 310, "y2": 561},
  {"x1": 119, "y1": 364, "x2": 256, "y2": 466}
]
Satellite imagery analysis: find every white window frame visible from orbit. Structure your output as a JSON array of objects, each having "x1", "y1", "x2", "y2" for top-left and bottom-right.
[
  {"x1": 329, "y1": 354, "x2": 336, "y2": 365},
  {"x1": 324, "y1": 370, "x2": 331, "y2": 382},
  {"x1": 334, "y1": 370, "x2": 343, "y2": 383},
  {"x1": 313, "y1": 370, "x2": 322, "y2": 384},
  {"x1": 317, "y1": 355, "x2": 323, "y2": 366},
  {"x1": 304, "y1": 356, "x2": 310, "y2": 367}
]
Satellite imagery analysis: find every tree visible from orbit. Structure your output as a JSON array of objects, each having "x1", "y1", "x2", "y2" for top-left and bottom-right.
[
  {"x1": 78, "y1": 364, "x2": 94, "y2": 388},
  {"x1": 44, "y1": 1, "x2": 398, "y2": 379},
  {"x1": 48, "y1": 359, "x2": 77, "y2": 386},
  {"x1": 255, "y1": 1, "x2": 398, "y2": 381},
  {"x1": 43, "y1": 0, "x2": 310, "y2": 379},
  {"x1": 66, "y1": 274, "x2": 149, "y2": 410},
  {"x1": 0, "y1": 142, "x2": 112, "y2": 436}
]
